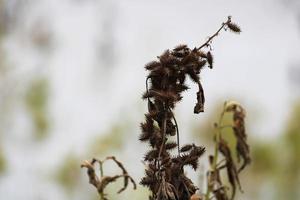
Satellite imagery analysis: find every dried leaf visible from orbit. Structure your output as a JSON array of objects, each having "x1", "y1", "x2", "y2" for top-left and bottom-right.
[
  {"x1": 227, "y1": 23, "x2": 241, "y2": 33},
  {"x1": 207, "y1": 51, "x2": 213, "y2": 68}
]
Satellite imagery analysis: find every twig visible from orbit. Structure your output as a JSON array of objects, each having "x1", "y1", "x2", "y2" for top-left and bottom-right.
[
  {"x1": 205, "y1": 104, "x2": 226, "y2": 200},
  {"x1": 197, "y1": 16, "x2": 232, "y2": 51}
]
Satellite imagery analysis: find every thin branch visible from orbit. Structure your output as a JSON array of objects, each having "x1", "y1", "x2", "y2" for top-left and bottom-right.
[
  {"x1": 81, "y1": 157, "x2": 136, "y2": 200},
  {"x1": 197, "y1": 16, "x2": 232, "y2": 51},
  {"x1": 205, "y1": 103, "x2": 227, "y2": 200}
]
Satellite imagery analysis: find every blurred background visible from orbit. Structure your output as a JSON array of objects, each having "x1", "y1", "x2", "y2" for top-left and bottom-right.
[{"x1": 0, "y1": 0, "x2": 300, "y2": 199}]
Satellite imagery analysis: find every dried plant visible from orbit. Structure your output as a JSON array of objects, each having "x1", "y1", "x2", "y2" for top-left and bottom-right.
[
  {"x1": 82, "y1": 16, "x2": 250, "y2": 200},
  {"x1": 205, "y1": 101, "x2": 250, "y2": 200},
  {"x1": 81, "y1": 156, "x2": 136, "y2": 200},
  {"x1": 140, "y1": 16, "x2": 248, "y2": 200}
]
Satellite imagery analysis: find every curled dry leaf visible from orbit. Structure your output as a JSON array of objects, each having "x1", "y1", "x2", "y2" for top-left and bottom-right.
[
  {"x1": 224, "y1": 101, "x2": 251, "y2": 172},
  {"x1": 206, "y1": 100, "x2": 250, "y2": 200},
  {"x1": 81, "y1": 157, "x2": 136, "y2": 199},
  {"x1": 207, "y1": 51, "x2": 213, "y2": 69},
  {"x1": 218, "y1": 139, "x2": 241, "y2": 200}
]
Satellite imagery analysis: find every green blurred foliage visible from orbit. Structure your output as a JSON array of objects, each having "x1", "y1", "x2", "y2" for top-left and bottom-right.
[
  {"x1": 192, "y1": 104, "x2": 238, "y2": 160},
  {"x1": 192, "y1": 106, "x2": 221, "y2": 145},
  {"x1": 276, "y1": 101, "x2": 300, "y2": 200},
  {"x1": 245, "y1": 101, "x2": 300, "y2": 200},
  {"x1": 283, "y1": 102, "x2": 300, "y2": 174},
  {"x1": 193, "y1": 101, "x2": 300, "y2": 200},
  {"x1": 88, "y1": 124, "x2": 129, "y2": 157},
  {"x1": 0, "y1": 146, "x2": 6, "y2": 174},
  {"x1": 0, "y1": 0, "x2": 7, "y2": 176},
  {"x1": 55, "y1": 154, "x2": 81, "y2": 192},
  {"x1": 219, "y1": 112, "x2": 238, "y2": 155},
  {"x1": 54, "y1": 123, "x2": 132, "y2": 195},
  {"x1": 25, "y1": 78, "x2": 49, "y2": 140},
  {"x1": 0, "y1": 0, "x2": 5, "y2": 39},
  {"x1": 251, "y1": 142, "x2": 278, "y2": 175}
]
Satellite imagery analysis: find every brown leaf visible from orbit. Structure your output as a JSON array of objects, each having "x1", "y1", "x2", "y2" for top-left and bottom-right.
[{"x1": 207, "y1": 51, "x2": 213, "y2": 68}]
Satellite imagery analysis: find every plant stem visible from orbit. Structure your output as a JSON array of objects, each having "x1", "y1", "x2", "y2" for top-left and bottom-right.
[
  {"x1": 219, "y1": 125, "x2": 233, "y2": 130},
  {"x1": 197, "y1": 16, "x2": 231, "y2": 51},
  {"x1": 168, "y1": 107, "x2": 180, "y2": 155},
  {"x1": 99, "y1": 161, "x2": 104, "y2": 200},
  {"x1": 158, "y1": 108, "x2": 167, "y2": 166},
  {"x1": 205, "y1": 107, "x2": 226, "y2": 200}
]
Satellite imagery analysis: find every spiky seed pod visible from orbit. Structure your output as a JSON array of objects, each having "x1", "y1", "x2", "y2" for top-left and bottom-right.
[
  {"x1": 149, "y1": 131, "x2": 161, "y2": 148},
  {"x1": 195, "y1": 60, "x2": 207, "y2": 73},
  {"x1": 140, "y1": 176, "x2": 156, "y2": 187},
  {"x1": 145, "y1": 168, "x2": 155, "y2": 177},
  {"x1": 166, "y1": 122, "x2": 176, "y2": 136},
  {"x1": 158, "y1": 50, "x2": 174, "y2": 66},
  {"x1": 165, "y1": 142, "x2": 178, "y2": 150},
  {"x1": 140, "y1": 116, "x2": 154, "y2": 132},
  {"x1": 161, "y1": 156, "x2": 172, "y2": 166},
  {"x1": 186, "y1": 68, "x2": 200, "y2": 83},
  {"x1": 181, "y1": 146, "x2": 205, "y2": 170},
  {"x1": 175, "y1": 83, "x2": 190, "y2": 93},
  {"x1": 180, "y1": 144, "x2": 193, "y2": 152},
  {"x1": 184, "y1": 156, "x2": 200, "y2": 170},
  {"x1": 148, "y1": 163, "x2": 158, "y2": 171},
  {"x1": 145, "y1": 61, "x2": 161, "y2": 70},
  {"x1": 181, "y1": 52, "x2": 198, "y2": 65},
  {"x1": 173, "y1": 44, "x2": 188, "y2": 51},
  {"x1": 227, "y1": 22, "x2": 241, "y2": 33},
  {"x1": 144, "y1": 149, "x2": 159, "y2": 161},
  {"x1": 190, "y1": 145, "x2": 206, "y2": 157},
  {"x1": 197, "y1": 51, "x2": 207, "y2": 58},
  {"x1": 139, "y1": 131, "x2": 151, "y2": 142},
  {"x1": 172, "y1": 51, "x2": 186, "y2": 58}
]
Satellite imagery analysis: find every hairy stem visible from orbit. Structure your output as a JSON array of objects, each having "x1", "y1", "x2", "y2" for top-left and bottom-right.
[
  {"x1": 168, "y1": 107, "x2": 180, "y2": 155},
  {"x1": 158, "y1": 108, "x2": 167, "y2": 167}
]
